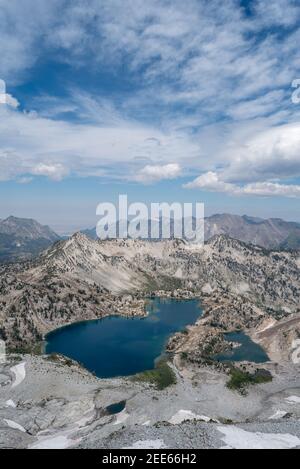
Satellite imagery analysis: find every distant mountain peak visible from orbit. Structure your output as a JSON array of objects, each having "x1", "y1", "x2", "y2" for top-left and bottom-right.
[
  {"x1": 70, "y1": 231, "x2": 90, "y2": 243},
  {"x1": 204, "y1": 213, "x2": 300, "y2": 250},
  {"x1": 0, "y1": 215, "x2": 59, "y2": 239},
  {"x1": 0, "y1": 216, "x2": 60, "y2": 263}
]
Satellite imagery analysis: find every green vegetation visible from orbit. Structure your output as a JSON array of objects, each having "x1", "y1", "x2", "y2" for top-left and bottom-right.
[
  {"x1": 8, "y1": 341, "x2": 43, "y2": 355},
  {"x1": 218, "y1": 418, "x2": 234, "y2": 425},
  {"x1": 132, "y1": 359, "x2": 177, "y2": 390},
  {"x1": 227, "y1": 367, "x2": 272, "y2": 394},
  {"x1": 46, "y1": 353, "x2": 74, "y2": 367},
  {"x1": 180, "y1": 351, "x2": 189, "y2": 360},
  {"x1": 45, "y1": 353, "x2": 62, "y2": 362},
  {"x1": 143, "y1": 273, "x2": 183, "y2": 293}
]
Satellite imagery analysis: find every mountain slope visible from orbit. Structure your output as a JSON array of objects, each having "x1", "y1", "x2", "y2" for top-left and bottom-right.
[
  {"x1": 36, "y1": 233, "x2": 154, "y2": 293},
  {"x1": 37, "y1": 232, "x2": 299, "y2": 305},
  {"x1": 0, "y1": 216, "x2": 60, "y2": 263}
]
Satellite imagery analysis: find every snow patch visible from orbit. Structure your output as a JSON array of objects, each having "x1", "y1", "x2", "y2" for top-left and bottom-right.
[
  {"x1": 169, "y1": 409, "x2": 214, "y2": 425},
  {"x1": 11, "y1": 362, "x2": 26, "y2": 388},
  {"x1": 201, "y1": 283, "x2": 213, "y2": 294},
  {"x1": 30, "y1": 435, "x2": 79, "y2": 449},
  {"x1": 29, "y1": 409, "x2": 94, "y2": 449},
  {"x1": 268, "y1": 410, "x2": 288, "y2": 420},
  {"x1": 174, "y1": 268, "x2": 183, "y2": 278},
  {"x1": 4, "y1": 419, "x2": 26, "y2": 433},
  {"x1": 123, "y1": 440, "x2": 167, "y2": 449},
  {"x1": 142, "y1": 420, "x2": 151, "y2": 426},
  {"x1": 217, "y1": 426, "x2": 300, "y2": 449},
  {"x1": 291, "y1": 339, "x2": 300, "y2": 364},
  {"x1": 285, "y1": 396, "x2": 300, "y2": 404},
  {"x1": 5, "y1": 400, "x2": 16, "y2": 408},
  {"x1": 292, "y1": 339, "x2": 300, "y2": 349}
]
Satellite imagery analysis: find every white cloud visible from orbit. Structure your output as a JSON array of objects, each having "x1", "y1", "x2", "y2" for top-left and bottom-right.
[
  {"x1": 1, "y1": 90, "x2": 300, "y2": 195},
  {"x1": 184, "y1": 172, "x2": 300, "y2": 198},
  {"x1": 32, "y1": 163, "x2": 68, "y2": 181},
  {"x1": 135, "y1": 163, "x2": 181, "y2": 183},
  {"x1": 226, "y1": 91, "x2": 286, "y2": 121},
  {"x1": 1, "y1": 0, "x2": 299, "y2": 103},
  {"x1": 0, "y1": 0, "x2": 299, "y2": 197},
  {"x1": 0, "y1": 82, "x2": 19, "y2": 108},
  {"x1": 4, "y1": 94, "x2": 19, "y2": 108},
  {"x1": 184, "y1": 172, "x2": 235, "y2": 193},
  {"x1": 254, "y1": 0, "x2": 300, "y2": 28},
  {"x1": 0, "y1": 104, "x2": 196, "y2": 182},
  {"x1": 0, "y1": 0, "x2": 61, "y2": 82},
  {"x1": 242, "y1": 182, "x2": 300, "y2": 198},
  {"x1": 221, "y1": 122, "x2": 300, "y2": 183}
]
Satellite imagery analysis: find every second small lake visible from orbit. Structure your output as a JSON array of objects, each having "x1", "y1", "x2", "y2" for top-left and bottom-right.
[
  {"x1": 214, "y1": 331, "x2": 269, "y2": 363},
  {"x1": 45, "y1": 298, "x2": 202, "y2": 379}
]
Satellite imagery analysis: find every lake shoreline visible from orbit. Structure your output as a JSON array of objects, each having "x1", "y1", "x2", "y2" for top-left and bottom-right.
[{"x1": 45, "y1": 297, "x2": 203, "y2": 379}]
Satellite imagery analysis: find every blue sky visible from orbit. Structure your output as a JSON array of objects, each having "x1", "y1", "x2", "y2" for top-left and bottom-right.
[{"x1": 0, "y1": 0, "x2": 300, "y2": 233}]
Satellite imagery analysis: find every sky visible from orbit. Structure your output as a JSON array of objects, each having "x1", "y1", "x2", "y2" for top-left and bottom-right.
[{"x1": 0, "y1": 0, "x2": 300, "y2": 233}]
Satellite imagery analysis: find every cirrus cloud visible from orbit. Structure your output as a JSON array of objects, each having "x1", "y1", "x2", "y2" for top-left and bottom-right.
[{"x1": 0, "y1": 0, "x2": 300, "y2": 200}]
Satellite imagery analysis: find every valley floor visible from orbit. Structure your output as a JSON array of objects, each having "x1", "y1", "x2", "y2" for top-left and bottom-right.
[{"x1": 0, "y1": 353, "x2": 300, "y2": 449}]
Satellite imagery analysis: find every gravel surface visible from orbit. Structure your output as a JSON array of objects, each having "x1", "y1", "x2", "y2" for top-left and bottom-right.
[{"x1": 0, "y1": 355, "x2": 300, "y2": 449}]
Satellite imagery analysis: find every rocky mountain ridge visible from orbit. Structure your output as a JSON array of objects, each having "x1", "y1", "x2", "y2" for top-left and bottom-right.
[{"x1": 206, "y1": 214, "x2": 300, "y2": 250}]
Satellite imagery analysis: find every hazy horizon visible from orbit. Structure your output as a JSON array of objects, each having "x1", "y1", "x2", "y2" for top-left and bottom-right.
[{"x1": 1, "y1": 208, "x2": 300, "y2": 236}]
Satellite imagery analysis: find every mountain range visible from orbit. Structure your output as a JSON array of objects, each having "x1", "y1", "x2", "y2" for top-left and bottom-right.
[
  {"x1": 205, "y1": 214, "x2": 300, "y2": 250},
  {"x1": 83, "y1": 213, "x2": 300, "y2": 250},
  {"x1": 1, "y1": 231, "x2": 299, "y2": 351},
  {"x1": 0, "y1": 216, "x2": 60, "y2": 263},
  {"x1": 1, "y1": 212, "x2": 300, "y2": 264}
]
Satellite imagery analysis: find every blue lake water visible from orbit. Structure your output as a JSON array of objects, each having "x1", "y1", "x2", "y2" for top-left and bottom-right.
[
  {"x1": 45, "y1": 298, "x2": 202, "y2": 378},
  {"x1": 106, "y1": 401, "x2": 126, "y2": 415},
  {"x1": 215, "y1": 331, "x2": 269, "y2": 363}
]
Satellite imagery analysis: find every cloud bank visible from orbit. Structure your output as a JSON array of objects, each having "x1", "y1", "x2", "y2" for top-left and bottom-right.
[{"x1": 0, "y1": 0, "x2": 300, "y2": 197}]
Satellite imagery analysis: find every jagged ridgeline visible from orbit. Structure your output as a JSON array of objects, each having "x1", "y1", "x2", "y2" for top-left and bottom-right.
[{"x1": 83, "y1": 213, "x2": 300, "y2": 250}]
